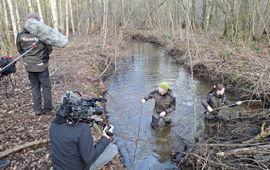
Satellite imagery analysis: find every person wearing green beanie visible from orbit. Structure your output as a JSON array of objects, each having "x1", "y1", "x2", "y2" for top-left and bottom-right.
[
  {"x1": 159, "y1": 82, "x2": 169, "y2": 92},
  {"x1": 141, "y1": 82, "x2": 176, "y2": 129}
]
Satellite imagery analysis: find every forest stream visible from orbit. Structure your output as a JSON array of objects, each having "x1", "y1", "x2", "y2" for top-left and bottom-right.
[{"x1": 104, "y1": 42, "x2": 255, "y2": 170}]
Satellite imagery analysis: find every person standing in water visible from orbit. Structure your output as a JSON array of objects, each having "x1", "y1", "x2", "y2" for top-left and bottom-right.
[
  {"x1": 201, "y1": 84, "x2": 242, "y2": 121},
  {"x1": 142, "y1": 82, "x2": 176, "y2": 129}
]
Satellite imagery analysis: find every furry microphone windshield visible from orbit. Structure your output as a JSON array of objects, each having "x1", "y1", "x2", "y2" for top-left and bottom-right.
[{"x1": 25, "y1": 19, "x2": 68, "y2": 48}]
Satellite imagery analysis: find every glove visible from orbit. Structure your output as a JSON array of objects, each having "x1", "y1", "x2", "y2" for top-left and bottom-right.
[
  {"x1": 207, "y1": 106, "x2": 213, "y2": 112},
  {"x1": 236, "y1": 101, "x2": 242, "y2": 105},
  {"x1": 160, "y1": 111, "x2": 166, "y2": 117},
  {"x1": 141, "y1": 99, "x2": 146, "y2": 103},
  {"x1": 90, "y1": 115, "x2": 103, "y2": 122},
  {"x1": 103, "y1": 125, "x2": 114, "y2": 139}
]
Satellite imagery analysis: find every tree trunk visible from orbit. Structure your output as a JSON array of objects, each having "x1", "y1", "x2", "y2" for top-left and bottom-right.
[
  {"x1": 76, "y1": 0, "x2": 83, "y2": 34},
  {"x1": 69, "y1": 0, "x2": 75, "y2": 34},
  {"x1": 65, "y1": 0, "x2": 69, "y2": 36},
  {"x1": 74, "y1": 0, "x2": 79, "y2": 29},
  {"x1": 27, "y1": 0, "x2": 33, "y2": 12},
  {"x1": 89, "y1": 0, "x2": 95, "y2": 30},
  {"x1": 59, "y1": 0, "x2": 64, "y2": 32},
  {"x1": 6, "y1": 0, "x2": 17, "y2": 42},
  {"x1": 44, "y1": 0, "x2": 49, "y2": 25},
  {"x1": 251, "y1": 2, "x2": 256, "y2": 40},
  {"x1": 15, "y1": 1, "x2": 20, "y2": 30},
  {"x1": 191, "y1": 0, "x2": 196, "y2": 28},
  {"x1": 229, "y1": 0, "x2": 236, "y2": 42},
  {"x1": 256, "y1": 0, "x2": 270, "y2": 44},
  {"x1": 1, "y1": 0, "x2": 12, "y2": 54},
  {"x1": 182, "y1": 0, "x2": 193, "y2": 30},
  {"x1": 102, "y1": 0, "x2": 108, "y2": 48},
  {"x1": 36, "y1": 0, "x2": 44, "y2": 23},
  {"x1": 85, "y1": 0, "x2": 92, "y2": 34},
  {"x1": 121, "y1": 0, "x2": 125, "y2": 25},
  {"x1": 202, "y1": 0, "x2": 206, "y2": 29},
  {"x1": 2, "y1": 0, "x2": 10, "y2": 34},
  {"x1": 50, "y1": 0, "x2": 59, "y2": 30},
  {"x1": 0, "y1": 39, "x2": 8, "y2": 55},
  {"x1": 203, "y1": 0, "x2": 213, "y2": 31},
  {"x1": 262, "y1": 0, "x2": 270, "y2": 37},
  {"x1": 169, "y1": 2, "x2": 175, "y2": 35}
]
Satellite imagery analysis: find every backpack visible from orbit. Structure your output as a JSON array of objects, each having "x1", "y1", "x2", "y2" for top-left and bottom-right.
[{"x1": 0, "y1": 56, "x2": 16, "y2": 77}]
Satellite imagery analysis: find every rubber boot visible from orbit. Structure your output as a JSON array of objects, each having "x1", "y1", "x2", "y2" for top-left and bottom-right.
[
  {"x1": 165, "y1": 120, "x2": 172, "y2": 127},
  {"x1": 214, "y1": 115, "x2": 224, "y2": 122},
  {"x1": 151, "y1": 116, "x2": 159, "y2": 129}
]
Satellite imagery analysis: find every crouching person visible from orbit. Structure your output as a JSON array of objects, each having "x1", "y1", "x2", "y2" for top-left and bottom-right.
[
  {"x1": 201, "y1": 84, "x2": 242, "y2": 121},
  {"x1": 49, "y1": 91, "x2": 118, "y2": 170}
]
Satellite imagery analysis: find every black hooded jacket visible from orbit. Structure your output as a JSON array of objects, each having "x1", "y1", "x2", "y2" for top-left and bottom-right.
[
  {"x1": 16, "y1": 29, "x2": 52, "y2": 72},
  {"x1": 50, "y1": 114, "x2": 110, "y2": 170},
  {"x1": 201, "y1": 92, "x2": 230, "y2": 114}
]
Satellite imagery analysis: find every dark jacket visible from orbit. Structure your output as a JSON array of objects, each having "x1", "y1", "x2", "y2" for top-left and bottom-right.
[
  {"x1": 16, "y1": 29, "x2": 52, "y2": 72},
  {"x1": 201, "y1": 92, "x2": 230, "y2": 114},
  {"x1": 144, "y1": 89, "x2": 176, "y2": 114},
  {"x1": 50, "y1": 118, "x2": 110, "y2": 170}
]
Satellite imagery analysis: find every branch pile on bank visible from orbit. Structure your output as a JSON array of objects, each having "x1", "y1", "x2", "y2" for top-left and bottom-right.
[
  {"x1": 130, "y1": 30, "x2": 270, "y2": 104},
  {"x1": 168, "y1": 34, "x2": 270, "y2": 101},
  {"x1": 180, "y1": 111, "x2": 270, "y2": 169}
]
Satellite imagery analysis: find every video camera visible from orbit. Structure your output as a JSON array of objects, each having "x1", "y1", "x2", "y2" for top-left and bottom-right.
[
  {"x1": 0, "y1": 56, "x2": 16, "y2": 77},
  {"x1": 58, "y1": 91, "x2": 108, "y2": 127},
  {"x1": 72, "y1": 97, "x2": 107, "y2": 116}
]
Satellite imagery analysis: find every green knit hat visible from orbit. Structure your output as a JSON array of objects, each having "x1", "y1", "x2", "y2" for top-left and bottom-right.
[{"x1": 159, "y1": 82, "x2": 169, "y2": 91}]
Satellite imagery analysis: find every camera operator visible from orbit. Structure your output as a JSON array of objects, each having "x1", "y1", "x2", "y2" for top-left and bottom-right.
[{"x1": 49, "y1": 91, "x2": 118, "y2": 170}]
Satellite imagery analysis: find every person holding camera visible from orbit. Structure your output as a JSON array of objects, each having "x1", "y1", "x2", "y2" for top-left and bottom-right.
[{"x1": 49, "y1": 91, "x2": 118, "y2": 170}]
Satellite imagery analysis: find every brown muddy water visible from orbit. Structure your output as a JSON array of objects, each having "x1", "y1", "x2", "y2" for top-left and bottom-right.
[{"x1": 105, "y1": 42, "x2": 257, "y2": 170}]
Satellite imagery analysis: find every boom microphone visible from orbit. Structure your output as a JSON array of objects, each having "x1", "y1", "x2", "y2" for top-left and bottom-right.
[{"x1": 25, "y1": 19, "x2": 68, "y2": 48}]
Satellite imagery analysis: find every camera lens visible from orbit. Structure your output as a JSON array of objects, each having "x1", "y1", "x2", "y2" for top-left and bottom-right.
[{"x1": 93, "y1": 106, "x2": 104, "y2": 115}]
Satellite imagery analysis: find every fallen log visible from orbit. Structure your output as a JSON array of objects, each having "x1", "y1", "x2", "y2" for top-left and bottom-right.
[
  {"x1": 216, "y1": 144, "x2": 270, "y2": 157},
  {"x1": 0, "y1": 139, "x2": 49, "y2": 158},
  {"x1": 190, "y1": 153, "x2": 237, "y2": 169},
  {"x1": 243, "y1": 122, "x2": 270, "y2": 144},
  {"x1": 206, "y1": 142, "x2": 270, "y2": 147}
]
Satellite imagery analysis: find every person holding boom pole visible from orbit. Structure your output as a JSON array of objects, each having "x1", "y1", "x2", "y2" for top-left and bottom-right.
[
  {"x1": 16, "y1": 13, "x2": 53, "y2": 115},
  {"x1": 16, "y1": 12, "x2": 68, "y2": 115}
]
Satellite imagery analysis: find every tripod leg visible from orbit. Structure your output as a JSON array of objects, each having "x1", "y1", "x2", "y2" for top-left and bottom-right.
[
  {"x1": 4, "y1": 76, "x2": 8, "y2": 96},
  {"x1": 9, "y1": 74, "x2": 16, "y2": 95}
]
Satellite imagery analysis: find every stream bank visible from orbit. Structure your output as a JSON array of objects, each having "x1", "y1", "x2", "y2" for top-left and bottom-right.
[
  {"x1": 104, "y1": 41, "x2": 262, "y2": 169},
  {"x1": 130, "y1": 31, "x2": 270, "y2": 106},
  {"x1": 126, "y1": 30, "x2": 270, "y2": 169}
]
